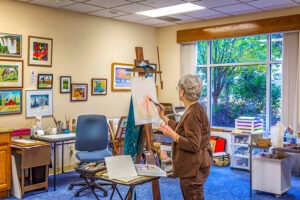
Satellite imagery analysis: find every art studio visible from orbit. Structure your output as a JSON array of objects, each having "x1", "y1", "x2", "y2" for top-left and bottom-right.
[{"x1": 1, "y1": 0, "x2": 300, "y2": 200}]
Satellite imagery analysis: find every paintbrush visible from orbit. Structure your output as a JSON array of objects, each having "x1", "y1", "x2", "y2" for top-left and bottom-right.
[{"x1": 148, "y1": 98, "x2": 165, "y2": 111}]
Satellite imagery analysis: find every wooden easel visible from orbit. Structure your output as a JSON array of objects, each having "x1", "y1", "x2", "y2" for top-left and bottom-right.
[{"x1": 128, "y1": 47, "x2": 162, "y2": 200}]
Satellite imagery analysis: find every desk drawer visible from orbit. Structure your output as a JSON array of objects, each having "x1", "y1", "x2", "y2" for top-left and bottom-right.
[
  {"x1": 21, "y1": 144, "x2": 51, "y2": 169},
  {"x1": 0, "y1": 133, "x2": 10, "y2": 145}
]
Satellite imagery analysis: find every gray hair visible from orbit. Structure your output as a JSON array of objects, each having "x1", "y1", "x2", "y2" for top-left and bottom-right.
[{"x1": 178, "y1": 74, "x2": 203, "y2": 101}]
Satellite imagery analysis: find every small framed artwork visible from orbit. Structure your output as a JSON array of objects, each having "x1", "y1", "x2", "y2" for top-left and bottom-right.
[
  {"x1": 37, "y1": 74, "x2": 53, "y2": 89},
  {"x1": 0, "y1": 32, "x2": 22, "y2": 57},
  {"x1": 60, "y1": 76, "x2": 71, "y2": 93},
  {"x1": 148, "y1": 63, "x2": 157, "y2": 83},
  {"x1": 0, "y1": 59, "x2": 23, "y2": 88},
  {"x1": 71, "y1": 83, "x2": 88, "y2": 101},
  {"x1": 111, "y1": 62, "x2": 134, "y2": 91},
  {"x1": 91, "y1": 78, "x2": 107, "y2": 95},
  {"x1": 25, "y1": 90, "x2": 53, "y2": 117},
  {"x1": 0, "y1": 89, "x2": 22, "y2": 115},
  {"x1": 28, "y1": 36, "x2": 53, "y2": 67}
]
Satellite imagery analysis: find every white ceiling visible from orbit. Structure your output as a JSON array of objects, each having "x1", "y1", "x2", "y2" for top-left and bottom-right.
[{"x1": 17, "y1": 0, "x2": 300, "y2": 27}]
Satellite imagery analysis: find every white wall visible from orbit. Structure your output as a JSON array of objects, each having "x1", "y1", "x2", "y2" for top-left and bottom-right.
[{"x1": 0, "y1": 0, "x2": 158, "y2": 129}]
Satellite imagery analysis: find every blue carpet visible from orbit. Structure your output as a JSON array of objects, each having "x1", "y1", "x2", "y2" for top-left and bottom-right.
[{"x1": 3, "y1": 166, "x2": 300, "y2": 200}]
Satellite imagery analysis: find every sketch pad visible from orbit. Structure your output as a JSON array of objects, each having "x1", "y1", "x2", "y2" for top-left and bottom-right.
[{"x1": 105, "y1": 155, "x2": 137, "y2": 179}]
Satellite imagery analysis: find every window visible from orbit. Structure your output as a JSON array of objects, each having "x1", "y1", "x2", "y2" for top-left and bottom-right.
[{"x1": 197, "y1": 34, "x2": 282, "y2": 130}]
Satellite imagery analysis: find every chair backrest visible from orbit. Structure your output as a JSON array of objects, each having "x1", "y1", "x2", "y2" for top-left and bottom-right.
[{"x1": 75, "y1": 114, "x2": 108, "y2": 152}]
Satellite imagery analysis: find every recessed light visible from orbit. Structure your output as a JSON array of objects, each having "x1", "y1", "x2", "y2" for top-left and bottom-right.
[{"x1": 136, "y1": 3, "x2": 205, "y2": 17}]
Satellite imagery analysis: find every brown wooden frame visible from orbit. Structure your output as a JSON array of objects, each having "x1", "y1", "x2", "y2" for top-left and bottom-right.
[
  {"x1": 177, "y1": 14, "x2": 300, "y2": 43},
  {"x1": 70, "y1": 83, "x2": 88, "y2": 102},
  {"x1": 28, "y1": 36, "x2": 53, "y2": 67}
]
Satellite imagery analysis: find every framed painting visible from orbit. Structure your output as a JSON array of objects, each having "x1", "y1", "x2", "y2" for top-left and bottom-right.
[
  {"x1": 0, "y1": 59, "x2": 23, "y2": 88},
  {"x1": 60, "y1": 76, "x2": 71, "y2": 93},
  {"x1": 0, "y1": 89, "x2": 22, "y2": 115},
  {"x1": 0, "y1": 32, "x2": 22, "y2": 57},
  {"x1": 111, "y1": 62, "x2": 134, "y2": 91},
  {"x1": 71, "y1": 83, "x2": 88, "y2": 101},
  {"x1": 115, "y1": 116, "x2": 128, "y2": 140},
  {"x1": 91, "y1": 78, "x2": 107, "y2": 95},
  {"x1": 25, "y1": 90, "x2": 53, "y2": 117},
  {"x1": 37, "y1": 74, "x2": 53, "y2": 89},
  {"x1": 28, "y1": 36, "x2": 53, "y2": 67}
]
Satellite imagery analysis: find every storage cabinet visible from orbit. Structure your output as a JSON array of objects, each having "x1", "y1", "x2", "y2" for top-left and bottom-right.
[
  {"x1": 0, "y1": 129, "x2": 12, "y2": 198},
  {"x1": 252, "y1": 156, "x2": 291, "y2": 197},
  {"x1": 230, "y1": 133, "x2": 251, "y2": 170}
]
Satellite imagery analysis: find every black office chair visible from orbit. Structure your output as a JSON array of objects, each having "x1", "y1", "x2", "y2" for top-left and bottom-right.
[{"x1": 69, "y1": 115, "x2": 112, "y2": 197}]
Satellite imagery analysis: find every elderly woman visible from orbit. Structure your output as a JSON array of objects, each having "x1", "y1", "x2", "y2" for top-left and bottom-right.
[{"x1": 157, "y1": 74, "x2": 212, "y2": 200}]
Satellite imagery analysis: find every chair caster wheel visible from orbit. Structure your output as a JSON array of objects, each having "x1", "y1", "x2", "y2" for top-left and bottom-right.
[
  {"x1": 74, "y1": 192, "x2": 79, "y2": 197},
  {"x1": 69, "y1": 185, "x2": 73, "y2": 190},
  {"x1": 103, "y1": 191, "x2": 108, "y2": 197}
]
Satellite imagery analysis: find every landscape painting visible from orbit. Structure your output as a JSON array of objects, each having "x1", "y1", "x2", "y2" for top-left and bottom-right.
[
  {"x1": 71, "y1": 83, "x2": 88, "y2": 101},
  {"x1": 0, "y1": 33, "x2": 22, "y2": 57},
  {"x1": 0, "y1": 89, "x2": 22, "y2": 115},
  {"x1": 0, "y1": 59, "x2": 23, "y2": 88},
  {"x1": 26, "y1": 90, "x2": 53, "y2": 117}
]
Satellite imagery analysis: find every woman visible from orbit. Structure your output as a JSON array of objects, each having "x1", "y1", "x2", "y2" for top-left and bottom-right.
[{"x1": 157, "y1": 74, "x2": 212, "y2": 200}]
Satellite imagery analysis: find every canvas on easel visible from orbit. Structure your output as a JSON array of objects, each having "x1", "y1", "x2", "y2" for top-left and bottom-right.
[{"x1": 131, "y1": 76, "x2": 160, "y2": 126}]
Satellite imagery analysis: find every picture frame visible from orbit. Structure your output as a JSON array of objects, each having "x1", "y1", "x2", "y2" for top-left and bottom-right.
[
  {"x1": 25, "y1": 90, "x2": 53, "y2": 117},
  {"x1": 148, "y1": 63, "x2": 157, "y2": 83},
  {"x1": 60, "y1": 76, "x2": 71, "y2": 93},
  {"x1": 0, "y1": 59, "x2": 23, "y2": 88},
  {"x1": 0, "y1": 89, "x2": 22, "y2": 115},
  {"x1": 71, "y1": 83, "x2": 88, "y2": 101},
  {"x1": 28, "y1": 36, "x2": 53, "y2": 67},
  {"x1": 111, "y1": 62, "x2": 134, "y2": 91},
  {"x1": 37, "y1": 74, "x2": 53, "y2": 89},
  {"x1": 0, "y1": 32, "x2": 22, "y2": 57},
  {"x1": 91, "y1": 78, "x2": 107, "y2": 95}
]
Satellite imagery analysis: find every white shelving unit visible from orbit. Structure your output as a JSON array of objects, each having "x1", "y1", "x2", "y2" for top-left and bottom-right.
[{"x1": 230, "y1": 133, "x2": 252, "y2": 170}]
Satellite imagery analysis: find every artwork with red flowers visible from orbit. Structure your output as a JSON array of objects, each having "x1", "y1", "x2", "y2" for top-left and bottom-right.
[{"x1": 28, "y1": 36, "x2": 53, "y2": 67}]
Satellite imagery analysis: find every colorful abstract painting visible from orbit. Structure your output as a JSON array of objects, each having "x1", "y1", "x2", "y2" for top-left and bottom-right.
[
  {"x1": 33, "y1": 42, "x2": 48, "y2": 61},
  {"x1": 92, "y1": 78, "x2": 107, "y2": 95},
  {"x1": 0, "y1": 89, "x2": 22, "y2": 115}
]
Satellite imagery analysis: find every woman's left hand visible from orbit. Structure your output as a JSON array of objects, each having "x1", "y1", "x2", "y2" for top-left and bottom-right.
[{"x1": 159, "y1": 124, "x2": 178, "y2": 141}]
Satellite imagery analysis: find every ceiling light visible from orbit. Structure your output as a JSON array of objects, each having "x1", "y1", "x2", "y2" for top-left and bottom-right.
[{"x1": 136, "y1": 3, "x2": 205, "y2": 17}]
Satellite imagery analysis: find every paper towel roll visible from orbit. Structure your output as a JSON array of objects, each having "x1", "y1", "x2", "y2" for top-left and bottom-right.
[{"x1": 34, "y1": 130, "x2": 44, "y2": 137}]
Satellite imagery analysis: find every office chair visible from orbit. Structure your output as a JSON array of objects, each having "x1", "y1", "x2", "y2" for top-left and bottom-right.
[{"x1": 69, "y1": 115, "x2": 112, "y2": 197}]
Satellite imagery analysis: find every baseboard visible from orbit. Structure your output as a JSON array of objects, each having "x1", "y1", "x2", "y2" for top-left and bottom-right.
[{"x1": 49, "y1": 164, "x2": 77, "y2": 175}]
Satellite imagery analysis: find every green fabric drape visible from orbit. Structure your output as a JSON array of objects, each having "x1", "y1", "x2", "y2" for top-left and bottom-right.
[{"x1": 124, "y1": 97, "x2": 144, "y2": 159}]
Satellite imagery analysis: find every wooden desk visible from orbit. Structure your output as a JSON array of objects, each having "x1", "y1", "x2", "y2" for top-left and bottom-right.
[
  {"x1": 11, "y1": 143, "x2": 51, "y2": 198},
  {"x1": 31, "y1": 133, "x2": 76, "y2": 191}
]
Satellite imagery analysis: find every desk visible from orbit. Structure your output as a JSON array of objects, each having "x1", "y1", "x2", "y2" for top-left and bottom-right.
[
  {"x1": 11, "y1": 143, "x2": 51, "y2": 198},
  {"x1": 31, "y1": 133, "x2": 76, "y2": 191},
  {"x1": 75, "y1": 166, "x2": 160, "y2": 200}
]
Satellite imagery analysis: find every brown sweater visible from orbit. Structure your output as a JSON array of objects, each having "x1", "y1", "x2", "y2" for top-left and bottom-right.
[{"x1": 168, "y1": 102, "x2": 212, "y2": 178}]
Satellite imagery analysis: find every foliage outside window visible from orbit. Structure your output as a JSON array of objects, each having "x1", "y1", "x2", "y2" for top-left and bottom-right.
[{"x1": 197, "y1": 34, "x2": 282, "y2": 130}]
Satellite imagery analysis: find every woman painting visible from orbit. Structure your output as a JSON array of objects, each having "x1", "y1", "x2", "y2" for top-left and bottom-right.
[{"x1": 157, "y1": 74, "x2": 212, "y2": 200}]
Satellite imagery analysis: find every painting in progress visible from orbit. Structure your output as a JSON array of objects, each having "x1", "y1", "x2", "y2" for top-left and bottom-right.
[{"x1": 131, "y1": 77, "x2": 160, "y2": 126}]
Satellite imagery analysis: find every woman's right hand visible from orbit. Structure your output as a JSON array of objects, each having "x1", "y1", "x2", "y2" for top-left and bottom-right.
[{"x1": 156, "y1": 104, "x2": 169, "y2": 124}]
